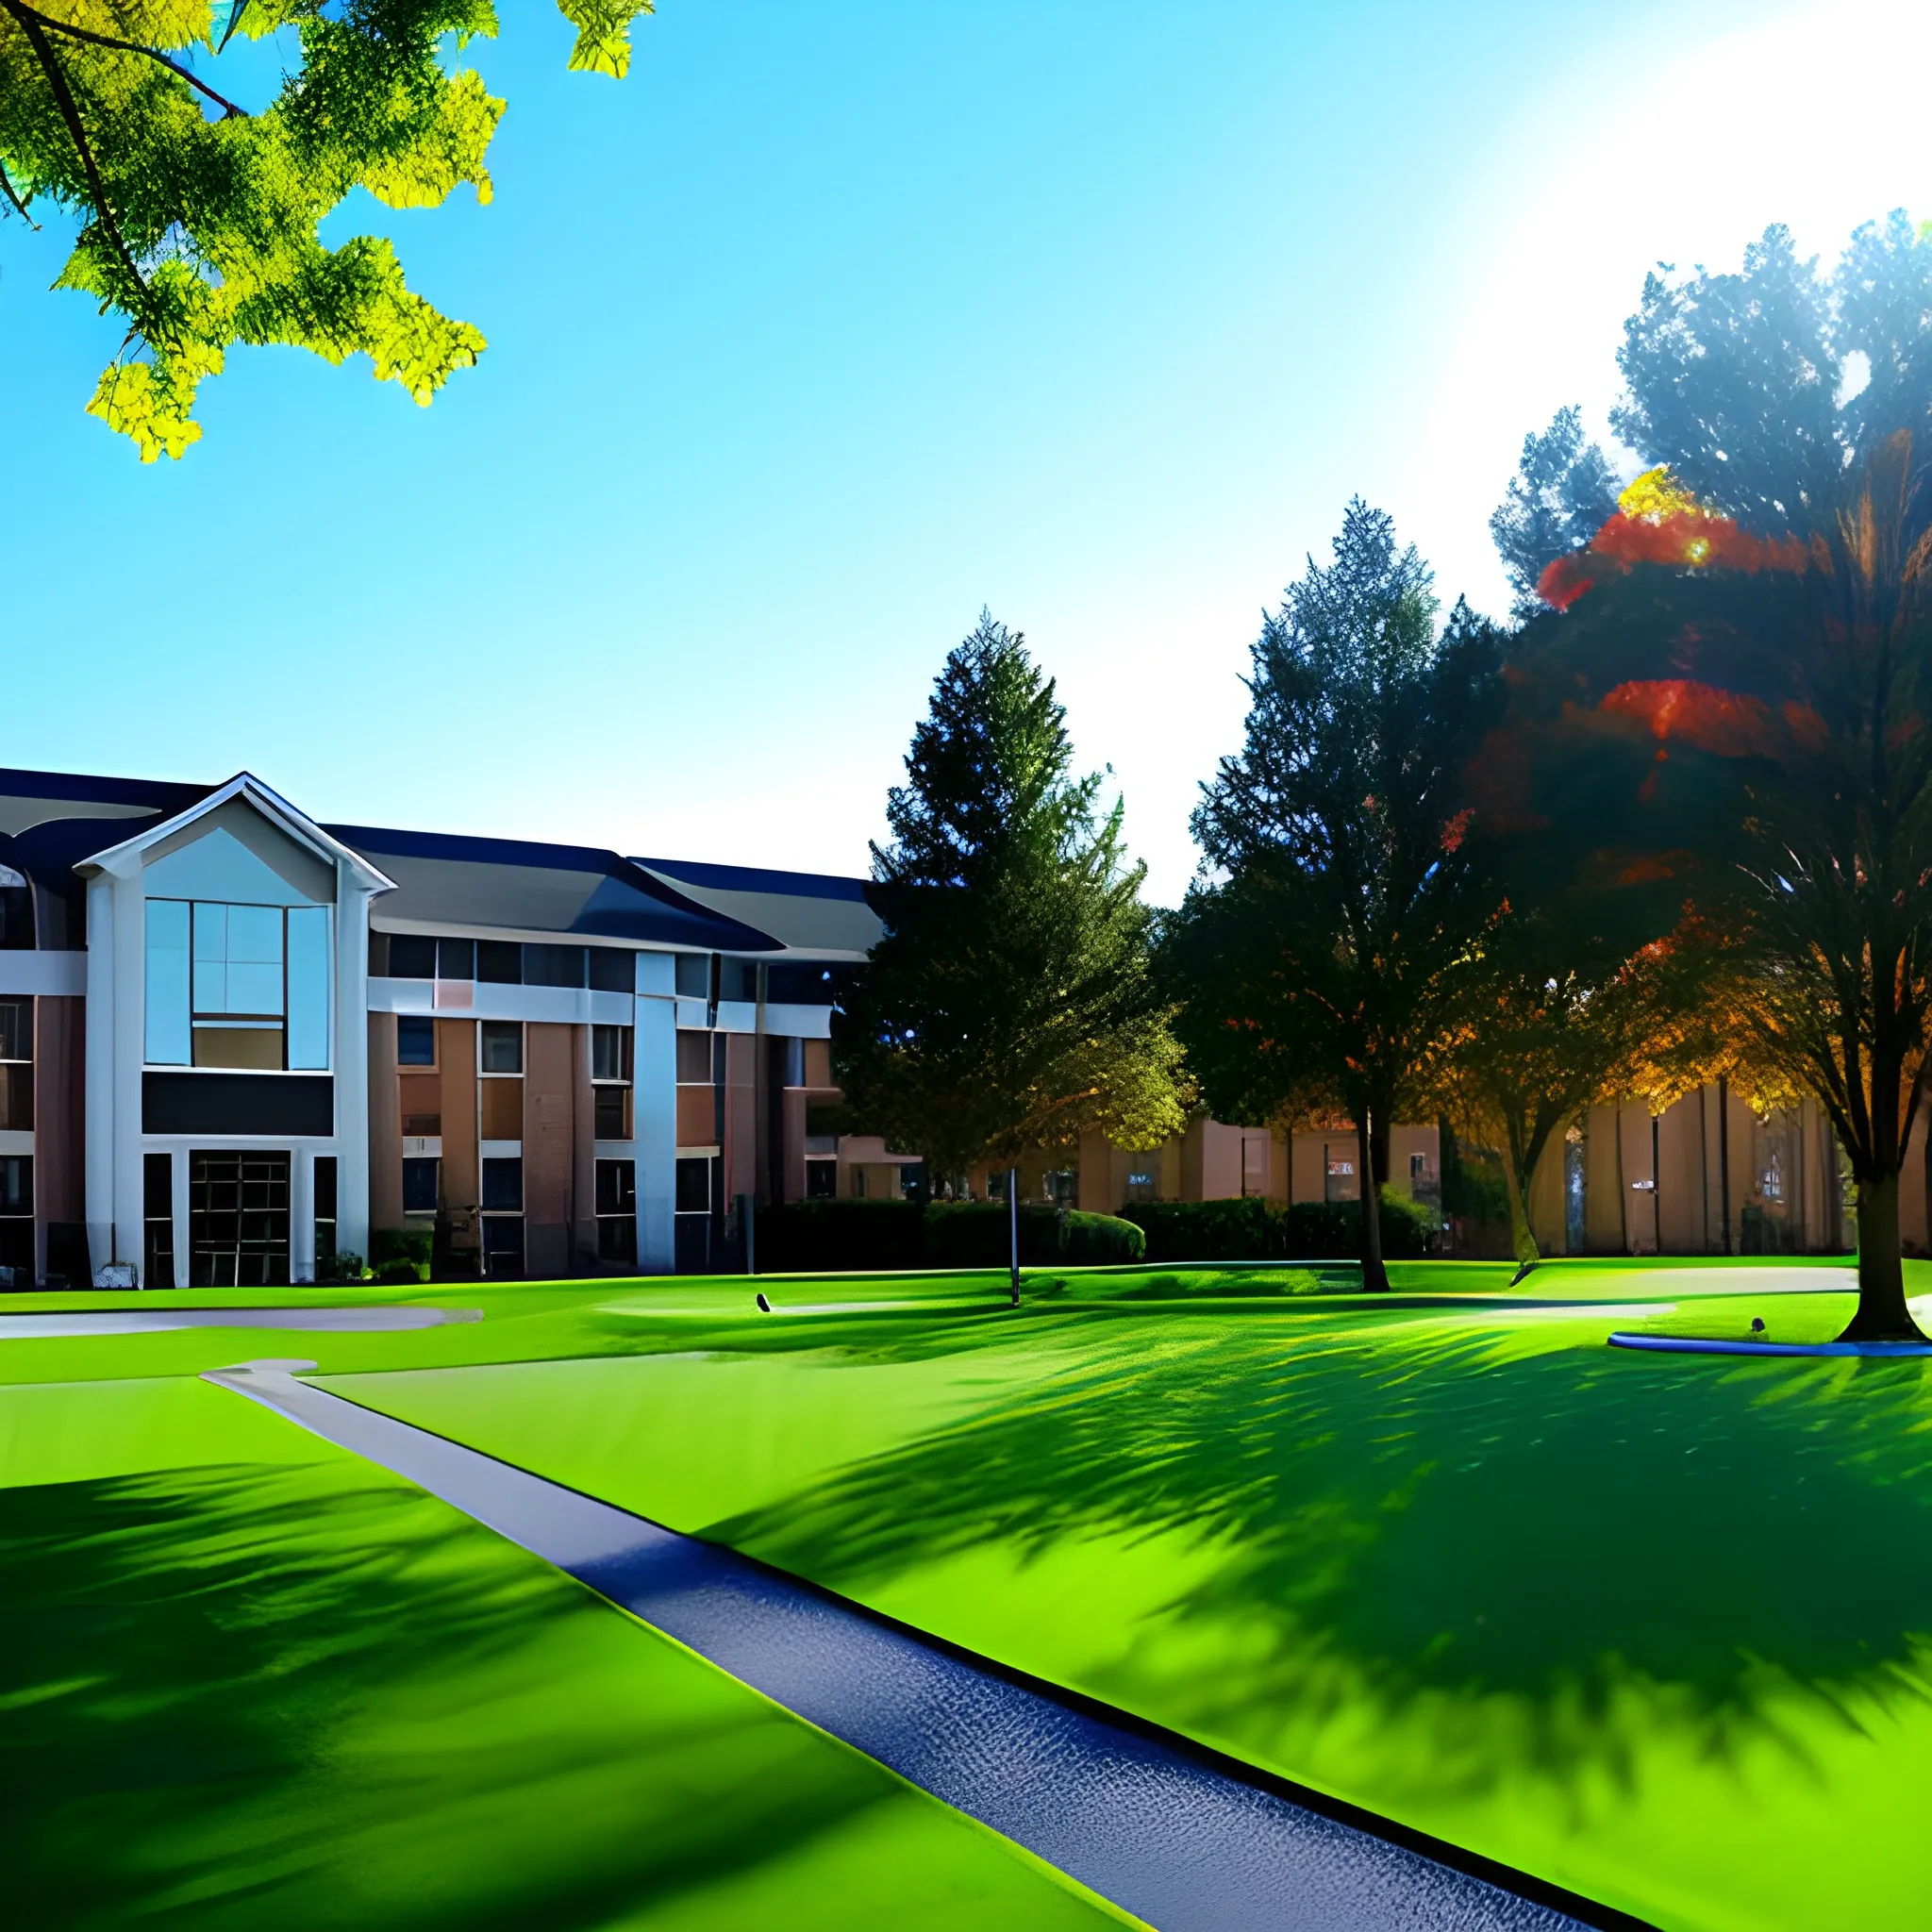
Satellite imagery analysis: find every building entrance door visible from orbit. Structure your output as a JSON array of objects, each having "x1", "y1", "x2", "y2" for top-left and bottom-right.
[{"x1": 190, "y1": 1151, "x2": 291, "y2": 1286}]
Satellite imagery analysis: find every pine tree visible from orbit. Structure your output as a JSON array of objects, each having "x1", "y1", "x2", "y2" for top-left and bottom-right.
[
  {"x1": 1169, "y1": 503, "x2": 1502, "y2": 1290},
  {"x1": 1489, "y1": 406, "x2": 1623, "y2": 623},
  {"x1": 832, "y1": 611, "x2": 1190, "y2": 1190}
]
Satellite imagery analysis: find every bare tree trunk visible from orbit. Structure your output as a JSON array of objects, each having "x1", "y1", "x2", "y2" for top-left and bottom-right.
[
  {"x1": 1357, "y1": 1110, "x2": 1389, "y2": 1291},
  {"x1": 1840, "y1": 1172, "x2": 1919, "y2": 1340}
]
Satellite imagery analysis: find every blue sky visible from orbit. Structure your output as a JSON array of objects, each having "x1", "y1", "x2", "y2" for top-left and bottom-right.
[{"x1": 4, "y1": 0, "x2": 1925, "y2": 902}]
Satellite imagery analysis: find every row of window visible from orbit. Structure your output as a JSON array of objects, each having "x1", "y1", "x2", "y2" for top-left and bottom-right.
[
  {"x1": 400, "y1": 1155, "x2": 638, "y2": 1272},
  {"x1": 396, "y1": 1017, "x2": 635, "y2": 1082},
  {"x1": 374, "y1": 935, "x2": 841, "y2": 1007},
  {"x1": 395, "y1": 1019, "x2": 635, "y2": 1141},
  {"x1": 377, "y1": 935, "x2": 641, "y2": 992}
]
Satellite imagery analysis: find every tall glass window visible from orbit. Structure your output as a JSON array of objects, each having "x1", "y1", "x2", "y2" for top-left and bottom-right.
[
  {"x1": 286, "y1": 907, "x2": 330, "y2": 1071},
  {"x1": 146, "y1": 899, "x2": 331, "y2": 1071},
  {"x1": 145, "y1": 900, "x2": 192, "y2": 1065}
]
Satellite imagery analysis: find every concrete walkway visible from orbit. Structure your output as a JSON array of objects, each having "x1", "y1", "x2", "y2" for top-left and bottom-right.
[
  {"x1": 205, "y1": 1361, "x2": 1628, "y2": 1932},
  {"x1": 0, "y1": 1306, "x2": 479, "y2": 1339}
]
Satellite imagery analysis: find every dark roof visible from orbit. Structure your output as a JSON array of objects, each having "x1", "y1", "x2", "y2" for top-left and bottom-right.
[
  {"x1": 329, "y1": 823, "x2": 784, "y2": 952},
  {"x1": 0, "y1": 766, "x2": 209, "y2": 896},
  {"x1": 0, "y1": 768, "x2": 875, "y2": 959},
  {"x1": 634, "y1": 856, "x2": 873, "y2": 904}
]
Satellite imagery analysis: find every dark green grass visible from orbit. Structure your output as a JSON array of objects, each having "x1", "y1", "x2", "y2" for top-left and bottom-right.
[
  {"x1": 322, "y1": 1257, "x2": 1932, "y2": 1932},
  {"x1": 0, "y1": 1377, "x2": 1123, "y2": 1929}
]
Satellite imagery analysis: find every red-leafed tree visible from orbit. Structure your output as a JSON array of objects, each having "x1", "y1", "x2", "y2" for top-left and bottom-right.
[{"x1": 1496, "y1": 440, "x2": 1932, "y2": 1336}]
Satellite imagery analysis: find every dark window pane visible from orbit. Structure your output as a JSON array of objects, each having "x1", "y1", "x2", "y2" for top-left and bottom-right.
[
  {"x1": 0, "y1": 999, "x2": 30, "y2": 1063},
  {"x1": 765, "y1": 962, "x2": 838, "y2": 1005},
  {"x1": 478, "y1": 941, "x2": 522, "y2": 984},
  {"x1": 591, "y1": 1024, "x2": 632, "y2": 1082},
  {"x1": 719, "y1": 958, "x2": 758, "y2": 1002},
  {"x1": 597, "y1": 1216, "x2": 638, "y2": 1264},
  {"x1": 396, "y1": 1015, "x2": 436, "y2": 1066},
  {"x1": 314, "y1": 1155, "x2": 338, "y2": 1222},
  {"x1": 481, "y1": 1215, "x2": 525, "y2": 1276},
  {"x1": 481, "y1": 1158, "x2": 523, "y2": 1212},
  {"x1": 480, "y1": 1022, "x2": 523, "y2": 1074},
  {"x1": 594, "y1": 1086, "x2": 629, "y2": 1140},
  {"x1": 402, "y1": 1157, "x2": 440, "y2": 1214},
  {"x1": 0, "y1": 884, "x2": 35, "y2": 952},
  {"x1": 674, "y1": 953, "x2": 711, "y2": 999},
  {"x1": 143, "y1": 1152, "x2": 172, "y2": 1219},
  {"x1": 437, "y1": 938, "x2": 475, "y2": 980},
  {"x1": 589, "y1": 947, "x2": 634, "y2": 992},
  {"x1": 367, "y1": 932, "x2": 389, "y2": 976},
  {"x1": 524, "y1": 943, "x2": 588, "y2": 989},
  {"x1": 675, "y1": 1030, "x2": 712, "y2": 1084},
  {"x1": 805, "y1": 1159, "x2": 837, "y2": 1201},
  {"x1": 388, "y1": 936, "x2": 436, "y2": 979},
  {"x1": 595, "y1": 1158, "x2": 636, "y2": 1217},
  {"x1": 0, "y1": 1155, "x2": 33, "y2": 1214},
  {"x1": 675, "y1": 1156, "x2": 711, "y2": 1214}
]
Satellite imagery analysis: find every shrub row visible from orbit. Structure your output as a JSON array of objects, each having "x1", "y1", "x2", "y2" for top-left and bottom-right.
[
  {"x1": 1118, "y1": 1188, "x2": 1440, "y2": 1264},
  {"x1": 754, "y1": 1199, "x2": 1146, "y2": 1273}
]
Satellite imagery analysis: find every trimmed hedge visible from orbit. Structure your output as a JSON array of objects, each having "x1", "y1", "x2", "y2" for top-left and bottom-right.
[
  {"x1": 372, "y1": 1226, "x2": 432, "y2": 1275},
  {"x1": 756, "y1": 1200, "x2": 926, "y2": 1273},
  {"x1": 1120, "y1": 1187, "x2": 1439, "y2": 1264},
  {"x1": 922, "y1": 1203, "x2": 1145, "y2": 1268},
  {"x1": 753, "y1": 1198, "x2": 1146, "y2": 1273}
]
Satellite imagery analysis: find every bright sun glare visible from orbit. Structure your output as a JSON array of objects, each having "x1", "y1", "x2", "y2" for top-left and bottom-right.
[{"x1": 1409, "y1": 0, "x2": 1932, "y2": 617}]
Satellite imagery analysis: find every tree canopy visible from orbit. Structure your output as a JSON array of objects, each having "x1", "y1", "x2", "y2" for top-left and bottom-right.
[
  {"x1": 1489, "y1": 405, "x2": 1622, "y2": 623},
  {"x1": 831, "y1": 611, "x2": 1190, "y2": 1188},
  {"x1": 1613, "y1": 212, "x2": 1932, "y2": 537},
  {"x1": 1168, "y1": 501, "x2": 1502, "y2": 1289},
  {"x1": 0, "y1": 1, "x2": 649, "y2": 459},
  {"x1": 1501, "y1": 426, "x2": 1932, "y2": 1335}
]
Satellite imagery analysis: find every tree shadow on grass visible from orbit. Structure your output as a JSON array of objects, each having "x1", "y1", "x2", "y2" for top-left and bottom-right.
[
  {"x1": 0, "y1": 1458, "x2": 982, "y2": 1929},
  {"x1": 704, "y1": 1308, "x2": 1932, "y2": 1801}
]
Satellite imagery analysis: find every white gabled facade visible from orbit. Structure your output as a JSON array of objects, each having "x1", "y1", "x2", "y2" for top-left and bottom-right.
[{"x1": 77, "y1": 774, "x2": 394, "y2": 1284}]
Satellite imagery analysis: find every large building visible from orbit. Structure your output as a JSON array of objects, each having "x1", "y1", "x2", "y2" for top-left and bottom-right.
[
  {"x1": 0, "y1": 766, "x2": 879, "y2": 1287},
  {"x1": 0, "y1": 764, "x2": 1894, "y2": 1289}
]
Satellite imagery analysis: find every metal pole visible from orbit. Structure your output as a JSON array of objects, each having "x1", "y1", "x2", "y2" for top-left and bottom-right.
[
  {"x1": 1652, "y1": 1113, "x2": 1662, "y2": 1255},
  {"x1": 743, "y1": 1191, "x2": 756, "y2": 1276},
  {"x1": 1718, "y1": 1074, "x2": 1732, "y2": 1255},
  {"x1": 1008, "y1": 1165, "x2": 1020, "y2": 1305}
]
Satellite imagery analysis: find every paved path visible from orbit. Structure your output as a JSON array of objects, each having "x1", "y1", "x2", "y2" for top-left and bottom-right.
[
  {"x1": 0, "y1": 1306, "x2": 479, "y2": 1339},
  {"x1": 207, "y1": 1362, "x2": 1630, "y2": 1932}
]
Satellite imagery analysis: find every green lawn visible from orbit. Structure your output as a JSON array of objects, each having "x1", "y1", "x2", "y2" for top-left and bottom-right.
[
  {"x1": 0, "y1": 1374, "x2": 1125, "y2": 1928},
  {"x1": 304, "y1": 1256, "x2": 1932, "y2": 1932},
  {"x1": 10, "y1": 1257, "x2": 1924, "y2": 1929}
]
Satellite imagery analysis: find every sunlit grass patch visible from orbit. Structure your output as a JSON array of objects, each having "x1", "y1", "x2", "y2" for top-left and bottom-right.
[
  {"x1": 0, "y1": 1376, "x2": 1125, "y2": 1929},
  {"x1": 327, "y1": 1260, "x2": 1932, "y2": 1931}
]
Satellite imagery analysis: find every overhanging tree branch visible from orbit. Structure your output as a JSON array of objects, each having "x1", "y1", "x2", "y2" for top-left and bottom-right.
[
  {"x1": 3, "y1": 1, "x2": 149, "y2": 304},
  {"x1": 5, "y1": 1, "x2": 249, "y2": 117}
]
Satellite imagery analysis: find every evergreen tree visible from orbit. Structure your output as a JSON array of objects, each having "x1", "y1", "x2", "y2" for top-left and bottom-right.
[
  {"x1": 1612, "y1": 212, "x2": 1932, "y2": 540},
  {"x1": 1168, "y1": 503, "x2": 1502, "y2": 1290},
  {"x1": 1489, "y1": 405, "x2": 1623, "y2": 622},
  {"x1": 832, "y1": 611, "x2": 1190, "y2": 1189},
  {"x1": 0, "y1": 1, "x2": 650, "y2": 459}
]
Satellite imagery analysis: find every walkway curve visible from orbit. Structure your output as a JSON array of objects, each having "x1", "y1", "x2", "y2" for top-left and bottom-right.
[
  {"x1": 0, "y1": 1306, "x2": 480, "y2": 1340},
  {"x1": 206, "y1": 1363, "x2": 1634, "y2": 1932}
]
